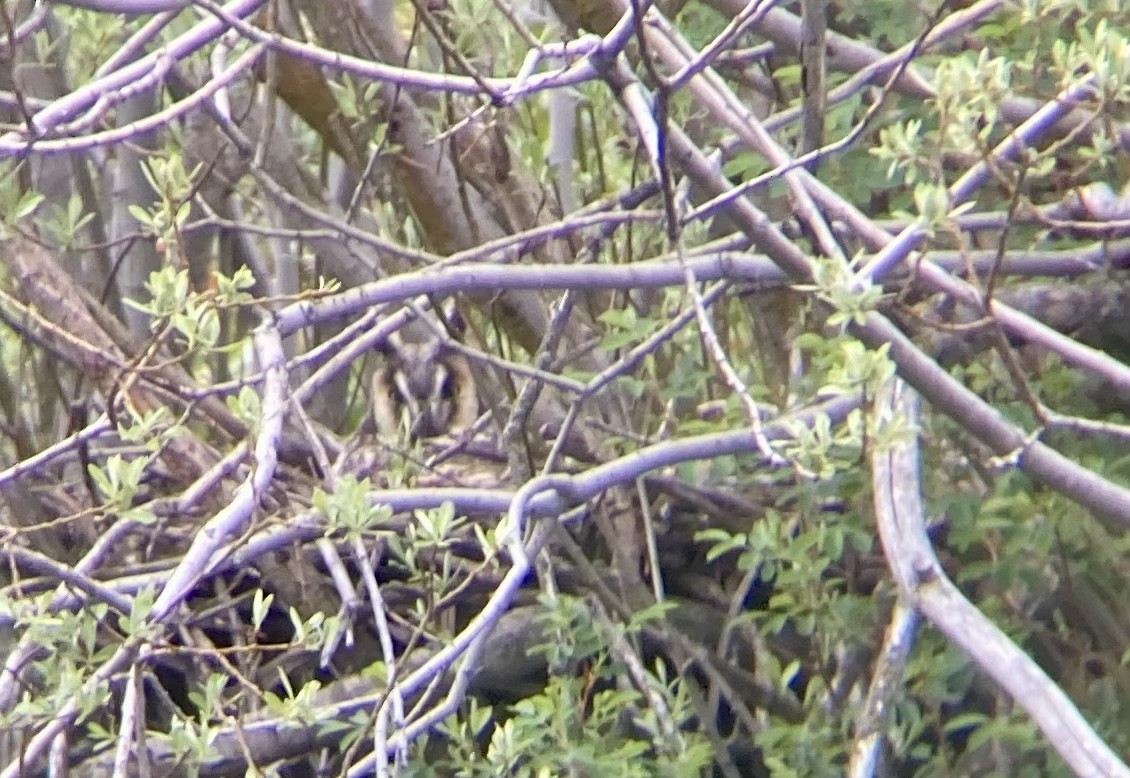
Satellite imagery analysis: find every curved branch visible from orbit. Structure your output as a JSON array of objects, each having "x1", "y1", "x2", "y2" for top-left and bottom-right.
[{"x1": 872, "y1": 377, "x2": 1130, "y2": 778}]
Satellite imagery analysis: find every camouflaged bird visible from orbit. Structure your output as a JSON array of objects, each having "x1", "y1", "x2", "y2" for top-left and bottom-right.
[
  {"x1": 370, "y1": 333, "x2": 479, "y2": 441},
  {"x1": 337, "y1": 318, "x2": 507, "y2": 489}
]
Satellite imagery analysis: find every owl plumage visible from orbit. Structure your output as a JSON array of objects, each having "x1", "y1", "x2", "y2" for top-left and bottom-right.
[
  {"x1": 339, "y1": 325, "x2": 506, "y2": 489},
  {"x1": 370, "y1": 333, "x2": 479, "y2": 440}
]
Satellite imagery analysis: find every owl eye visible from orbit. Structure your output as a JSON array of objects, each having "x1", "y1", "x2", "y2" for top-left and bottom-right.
[{"x1": 439, "y1": 370, "x2": 456, "y2": 401}]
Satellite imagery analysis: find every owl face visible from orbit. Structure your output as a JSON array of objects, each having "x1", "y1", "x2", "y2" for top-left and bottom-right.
[{"x1": 371, "y1": 337, "x2": 478, "y2": 440}]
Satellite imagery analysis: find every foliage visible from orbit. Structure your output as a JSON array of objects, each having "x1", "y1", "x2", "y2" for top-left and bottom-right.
[
  {"x1": 2, "y1": 0, "x2": 1130, "y2": 776},
  {"x1": 425, "y1": 595, "x2": 713, "y2": 778}
]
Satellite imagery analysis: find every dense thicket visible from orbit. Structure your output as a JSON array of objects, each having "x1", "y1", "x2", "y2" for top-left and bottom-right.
[{"x1": 2, "y1": 0, "x2": 1130, "y2": 776}]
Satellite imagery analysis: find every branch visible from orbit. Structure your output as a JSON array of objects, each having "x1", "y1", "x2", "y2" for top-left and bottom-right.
[{"x1": 872, "y1": 377, "x2": 1130, "y2": 778}]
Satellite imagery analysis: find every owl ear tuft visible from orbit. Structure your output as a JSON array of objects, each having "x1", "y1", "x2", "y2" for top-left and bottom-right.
[
  {"x1": 436, "y1": 299, "x2": 466, "y2": 339},
  {"x1": 374, "y1": 328, "x2": 408, "y2": 359}
]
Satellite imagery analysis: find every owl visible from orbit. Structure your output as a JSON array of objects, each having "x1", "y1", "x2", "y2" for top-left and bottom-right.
[
  {"x1": 342, "y1": 326, "x2": 506, "y2": 489},
  {"x1": 370, "y1": 334, "x2": 479, "y2": 440}
]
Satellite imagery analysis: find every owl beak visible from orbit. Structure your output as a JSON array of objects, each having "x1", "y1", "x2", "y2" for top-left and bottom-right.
[{"x1": 412, "y1": 407, "x2": 445, "y2": 439}]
